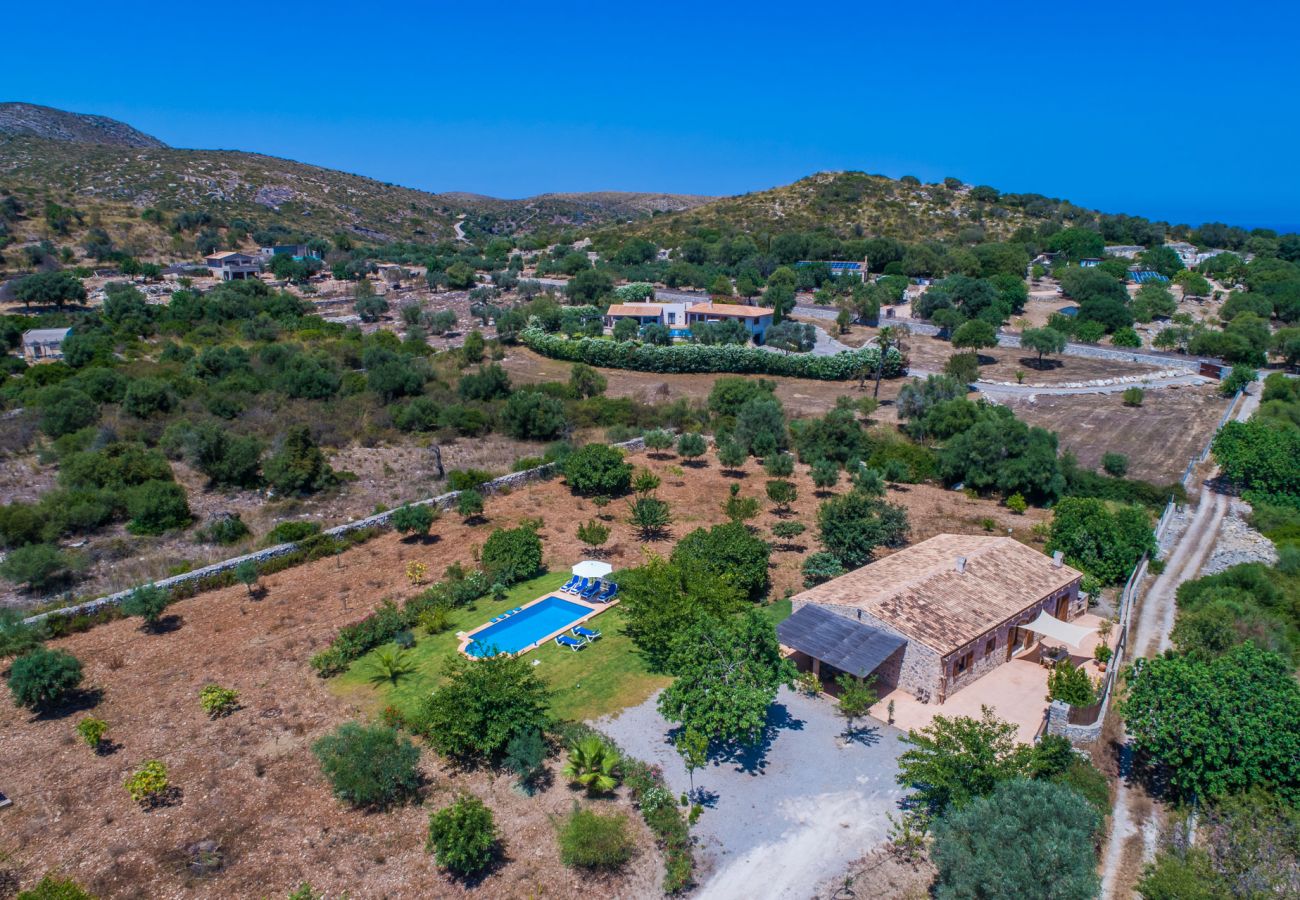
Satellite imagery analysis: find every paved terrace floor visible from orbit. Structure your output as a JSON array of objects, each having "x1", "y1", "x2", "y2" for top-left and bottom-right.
[{"x1": 869, "y1": 612, "x2": 1111, "y2": 743}]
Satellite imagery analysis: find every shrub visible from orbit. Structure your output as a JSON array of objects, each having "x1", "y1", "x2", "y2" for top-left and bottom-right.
[
  {"x1": 0, "y1": 543, "x2": 78, "y2": 592},
  {"x1": 1046, "y1": 661, "x2": 1097, "y2": 707},
  {"x1": 563, "y1": 735, "x2": 623, "y2": 794},
  {"x1": 503, "y1": 727, "x2": 548, "y2": 793},
  {"x1": 391, "y1": 503, "x2": 437, "y2": 539},
  {"x1": 802, "y1": 552, "x2": 845, "y2": 587},
  {"x1": 456, "y1": 489, "x2": 484, "y2": 520},
  {"x1": 0, "y1": 609, "x2": 41, "y2": 658},
  {"x1": 311, "y1": 722, "x2": 421, "y2": 810},
  {"x1": 628, "y1": 495, "x2": 672, "y2": 539},
  {"x1": 1122, "y1": 386, "x2": 1145, "y2": 407},
  {"x1": 426, "y1": 794, "x2": 498, "y2": 876},
  {"x1": 263, "y1": 520, "x2": 321, "y2": 544},
  {"x1": 1101, "y1": 452, "x2": 1129, "y2": 477},
  {"x1": 480, "y1": 525, "x2": 543, "y2": 585},
  {"x1": 8, "y1": 647, "x2": 83, "y2": 710},
  {"x1": 124, "y1": 760, "x2": 170, "y2": 806},
  {"x1": 558, "y1": 806, "x2": 634, "y2": 870},
  {"x1": 76, "y1": 716, "x2": 108, "y2": 750},
  {"x1": 121, "y1": 583, "x2": 169, "y2": 628},
  {"x1": 1006, "y1": 493, "x2": 1028, "y2": 514},
  {"x1": 125, "y1": 480, "x2": 192, "y2": 534},
  {"x1": 562, "y1": 443, "x2": 633, "y2": 496},
  {"x1": 671, "y1": 520, "x2": 770, "y2": 601},
  {"x1": 677, "y1": 432, "x2": 707, "y2": 462},
  {"x1": 520, "y1": 328, "x2": 905, "y2": 381},
  {"x1": 643, "y1": 428, "x2": 674, "y2": 454},
  {"x1": 576, "y1": 519, "x2": 611, "y2": 552},
  {"x1": 501, "y1": 390, "x2": 566, "y2": 440},
  {"x1": 199, "y1": 684, "x2": 240, "y2": 718},
  {"x1": 196, "y1": 513, "x2": 250, "y2": 545}
]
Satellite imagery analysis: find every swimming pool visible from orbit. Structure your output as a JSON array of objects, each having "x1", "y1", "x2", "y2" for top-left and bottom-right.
[{"x1": 464, "y1": 596, "x2": 593, "y2": 657}]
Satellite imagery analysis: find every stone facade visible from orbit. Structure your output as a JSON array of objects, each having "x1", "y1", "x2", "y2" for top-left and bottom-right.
[{"x1": 795, "y1": 577, "x2": 1081, "y2": 703}]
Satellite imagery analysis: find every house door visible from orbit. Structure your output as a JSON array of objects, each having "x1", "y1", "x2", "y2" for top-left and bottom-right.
[{"x1": 1055, "y1": 595, "x2": 1069, "y2": 620}]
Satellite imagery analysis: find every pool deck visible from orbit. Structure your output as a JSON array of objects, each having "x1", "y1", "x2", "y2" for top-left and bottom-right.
[{"x1": 455, "y1": 591, "x2": 618, "y2": 658}]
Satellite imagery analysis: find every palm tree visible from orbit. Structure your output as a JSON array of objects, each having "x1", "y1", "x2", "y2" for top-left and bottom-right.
[
  {"x1": 562, "y1": 735, "x2": 622, "y2": 794},
  {"x1": 367, "y1": 646, "x2": 417, "y2": 686}
]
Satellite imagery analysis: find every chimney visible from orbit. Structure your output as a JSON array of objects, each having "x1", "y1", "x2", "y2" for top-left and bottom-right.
[
  {"x1": 1052, "y1": 551, "x2": 1064, "y2": 568},
  {"x1": 955, "y1": 556, "x2": 967, "y2": 574}
]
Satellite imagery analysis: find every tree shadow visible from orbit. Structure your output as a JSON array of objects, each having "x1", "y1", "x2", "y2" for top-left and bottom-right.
[
  {"x1": 32, "y1": 687, "x2": 104, "y2": 722},
  {"x1": 691, "y1": 786, "x2": 721, "y2": 808},
  {"x1": 143, "y1": 614, "x2": 184, "y2": 634},
  {"x1": 1020, "y1": 356, "x2": 1063, "y2": 371},
  {"x1": 841, "y1": 724, "x2": 883, "y2": 748},
  {"x1": 705, "y1": 702, "x2": 807, "y2": 775}
]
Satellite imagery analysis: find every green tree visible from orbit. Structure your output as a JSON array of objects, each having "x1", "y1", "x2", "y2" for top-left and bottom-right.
[
  {"x1": 444, "y1": 261, "x2": 476, "y2": 290},
  {"x1": 14, "y1": 270, "x2": 86, "y2": 310},
  {"x1": 895, "y1": 707, "x2": 1028, "y2": 812},
  {"x1": 657, "y1": 609, "x2": 796, "y2": 748},
  {"x1": 1045, "y1": 497, "x2": 1155, "y2": 584},
  {"x1": 568, "y1": 362, "x2": 606, "y2": 398},
  {"x1": 817, "y1": 491, "x2": 908, "y2": 569},
  {"x1": 7, "y1": 647, "x2": 84, "y2": 711},
  {"x1": 1121, "y1": 643, "x2": 1300, "y2": 801},
  {"x1": 765, "y1": 478, "x2": 798, "y2": 513},
  {"x1": 121, "y1": 583, "x2": 169, "y2": 630},
  {"x1": 628, "y1": 495, "x2": 672, "y2": 539},
  {"x1": 501, "y1": 391, "x2": 566, "y2": 440},
  {"x1": 810, "y1": 459, "x2": 840, "y2": 492},
  {"x1": 419, "y1": 653, "x2": 552, "y2": 761},
  {"x1": 716, "y1": 440, "x2": 748, "y2": 472},
  {"x1": 1101, "y1": 451, "x2": 1129, "y2": 477},
  {"x1": 951, "y1": 319, "x2": 998, "y2": 353},
  {"x1": 616, "y1": 554, "x2": 745, "y2": 671},
  {"x1": 671, "y1": 520, "x2": 771, "y2": 601},
  {"x1": 835, "y1": 674, "x2": 878, "y2": 739},
  {"x1": 426, "y1": 795, "x2": 498, "y2": 876},
  {"x1": 480, "y1": 525, "x2": 542, "y2": 584},
  {"x1": 677, "y1": 432, "x2": 707, "y2": 464},
  {"x1": 462, "y1": 329, "x2": 486, "y2": 364},
  {"x1": 675, "y1": 726, "x2": 710, "y2": 797},
  {"x1": 391, "y1": 503, "x2": 437, "y2": 540},
  {"x1": 932, "y1": 779, "x2": 1101, "y2": 900},
  {"x1": 264, "y1": 426, "x2": 335, "y2": 496},
  {"x1": 576, "y1": 519, "x2": 610, "y2": 553},
  {"x1": 0, "y1": 543, "x2": 78, "y2": 592},
  {"x1": 1019, "y1": 326, "x2": 1067, "y2": 368},
  {"x1": 643, "y1": 428, "x2": 674, "y2": 455},
  {"x1": 234, "y1": 559, "x2": 259, "y2": 596},
  {"x1": 456, "y1": 488, "x2": 484, "y2": 521},
  {"x1": 562, "y1": 443, "x2": 632, "y2": 496},
  {"x1": 1046, "y1": 661, "x2": 1097, "y2": 706}
]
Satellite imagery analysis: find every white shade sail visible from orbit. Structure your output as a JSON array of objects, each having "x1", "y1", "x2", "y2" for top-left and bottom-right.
[
  {"x1": 1022, "y1": 611, "x2": 1095, "y2": 648},
  {"x1": 571, "y1": 560, "x2": 613, "y2": 579}
]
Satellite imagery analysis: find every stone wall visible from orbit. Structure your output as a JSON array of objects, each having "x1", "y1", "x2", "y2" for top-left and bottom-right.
[
  {"x1": 1046, "y1": 700, "x2": 1102, "y2": 743},
  {"x1": 24, "y1": 437, "x2": 646, "y2": 626}
]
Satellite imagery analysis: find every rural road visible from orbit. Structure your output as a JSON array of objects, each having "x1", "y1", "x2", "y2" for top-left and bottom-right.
[{"x1": 1097, "y1": 386, "x2": 1256, "y2": 899}]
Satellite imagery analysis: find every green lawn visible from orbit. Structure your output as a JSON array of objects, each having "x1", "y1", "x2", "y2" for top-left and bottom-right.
[{"x1": 331, "y1": 571, "x2": 671, "y2": 722}]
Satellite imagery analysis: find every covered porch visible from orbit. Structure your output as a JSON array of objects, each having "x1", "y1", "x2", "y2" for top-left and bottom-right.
[{"x1": 777, "y1": 604, "x2": 907, "y2": 691}]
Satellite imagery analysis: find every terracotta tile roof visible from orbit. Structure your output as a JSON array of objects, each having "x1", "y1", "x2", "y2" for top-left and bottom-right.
[
  {"x1": 604, "y1": 304, "x2": 665, "y2": 317},
  {"x1": 685, "y1": 303, "x2": 774, "y2": 319},
  {"x1": 792, "y1": 534, "x2": 1082, "y2": 654}
]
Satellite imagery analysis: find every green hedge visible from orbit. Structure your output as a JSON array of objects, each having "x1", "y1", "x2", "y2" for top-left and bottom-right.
[{"x1": 519, "y1": 328, "x2": 905, "y2": 381}]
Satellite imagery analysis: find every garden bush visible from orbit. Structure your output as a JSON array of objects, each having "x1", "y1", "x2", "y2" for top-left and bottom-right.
[
  {"x1": 199, "y1": 684, "x2": 240, "y2": 718},
  {"x1": 426, "y1": 795, "x2": 498, "y2": 876},
  {"x1": 8, "y1": 647, "x2": 83, "y2": 710},
  {"x1": 311, "y1": 722, "x2": 421, "y2": 810},
  {"x1": 480, "y1": 525, "x2": 543, "y2": 585},
  {"x1": 558, "y1": 806, "x2": 634, "y2": 870},
  {"x1": 520, "y1": 328, "x2": 904, "y2": 381},
  {"x1": 561, "y1": 443, "x2": 632, "y2": 496},
  {"x1": 123, "y1": 759, "x2": 171, "y2": 806}
]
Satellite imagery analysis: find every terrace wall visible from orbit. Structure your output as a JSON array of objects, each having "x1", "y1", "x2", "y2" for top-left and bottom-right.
[{"x1": 24, "y1": 437, "x2": 647, "y2": 626}]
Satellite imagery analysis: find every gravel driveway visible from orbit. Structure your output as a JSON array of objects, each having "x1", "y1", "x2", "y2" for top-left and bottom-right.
[{"x1": 594, "y1": 687, "x2": 908, "y2": 898}]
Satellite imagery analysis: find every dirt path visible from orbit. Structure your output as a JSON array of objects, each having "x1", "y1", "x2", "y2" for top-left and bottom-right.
[{"x1": 1097, "y1": 388, "x2": 1255, "y2": 898}]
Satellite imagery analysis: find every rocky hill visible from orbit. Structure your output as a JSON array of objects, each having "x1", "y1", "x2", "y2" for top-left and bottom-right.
[
  {"x1": 599, "y1": 170, "x2": 1087, "y2": 245},
  {"x1": 0, "y1": 102, "x2": 166, "y2": 148},
  {"x1": 0, "y1": 105, "x2": 712, "y2": 254}
]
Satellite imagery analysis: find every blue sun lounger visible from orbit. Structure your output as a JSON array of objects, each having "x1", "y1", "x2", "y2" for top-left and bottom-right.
[
  {"x1": 561, "y1": 574, "x2": 580, "y2": 593},
  {"x1": 573, "y1": 625, "x2": 601, "y2": 641},
  {"x1": 568, "y1": 577, "x2": 590, "y2": 595},
  {"x1": 580, "y1": 579, "x2": 602, "y2": 599},
  {"x1": 555, "y1": 634, "x2": 587, "y2": 651},
  {"x1": 596, "y1": 582, "x2": 617, "y2": 602}
]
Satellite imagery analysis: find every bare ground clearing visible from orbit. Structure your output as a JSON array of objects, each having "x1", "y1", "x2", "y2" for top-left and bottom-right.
[{"x1": 1002, "y1": 382, "x2": 1229, "y2": 484}]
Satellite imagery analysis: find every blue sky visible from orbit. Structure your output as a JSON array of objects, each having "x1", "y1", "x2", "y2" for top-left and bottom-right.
[{"x1": 7, "y1": 0, "x2": 1298, "y2": 230}]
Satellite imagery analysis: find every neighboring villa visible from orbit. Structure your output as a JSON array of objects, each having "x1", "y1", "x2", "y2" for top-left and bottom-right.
[
  {"x1": 795, "y1": 259, "x2": 868, "y2": 281},
  {"x1": 780, "y1": 534, "x2": 1084, "y2": 703},
  {"x1": 1104, "y1": 245, "x2": 1145, "y2": 259},
  {"x1": 21, "y1": 327, "x2": 72, "y2": 363},
  {"x1": 204, "y1": 251, "x2": 262, "y2": 281},
  {"x1": 258, "y1": 244, "x2": 323, "y2": 261},
  {"x1": 604, "y1": 299, "x2": 775, "y2": 343}
]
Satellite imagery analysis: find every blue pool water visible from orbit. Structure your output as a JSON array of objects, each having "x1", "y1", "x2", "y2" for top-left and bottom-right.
[{"x1": 465, "y1": 596, "x2": 591, "y2": 657}]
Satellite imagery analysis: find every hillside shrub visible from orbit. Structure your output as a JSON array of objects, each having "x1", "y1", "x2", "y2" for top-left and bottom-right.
[
  {"x1": 8, "y1": 647, "x2": 83, "y2": 710},
  {"x1": 16, "y1": 874, "x2": 95, "y2": 900},
  {"x1": 519, "y1": 328, "x2": 905, "y2": 381},
  {"x1": 419, "y1": 652, "x2": 552, "y2": 761},
  {"x1": 199, "y1": 684, "x2": 240, "y2": 718},
  {"x1": 123, "y1": 760, "x2": 171, "y2": 807},
  {"x1": 263, "y1": 520, "x2": 321, "y2": 545},
  {"x1": 562, "y1": 443, "x2": 632, "y2": 496},
  {"x1": 311, "y1": 722, "x2": 421, "y2": 810}
]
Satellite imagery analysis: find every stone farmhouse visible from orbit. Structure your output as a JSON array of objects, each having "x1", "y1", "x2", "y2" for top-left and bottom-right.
[{"x1": 780, "y1": 534, "x2": 1084, "y2": 703}]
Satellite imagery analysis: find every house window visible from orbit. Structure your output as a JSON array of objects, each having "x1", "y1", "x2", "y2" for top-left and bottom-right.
[
  {"x1": 955, "y1": 651, "x2": 973, "y2": 675},
  {"x1": 985, "y1": 638, "x2": 996, "y2": 656}
]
